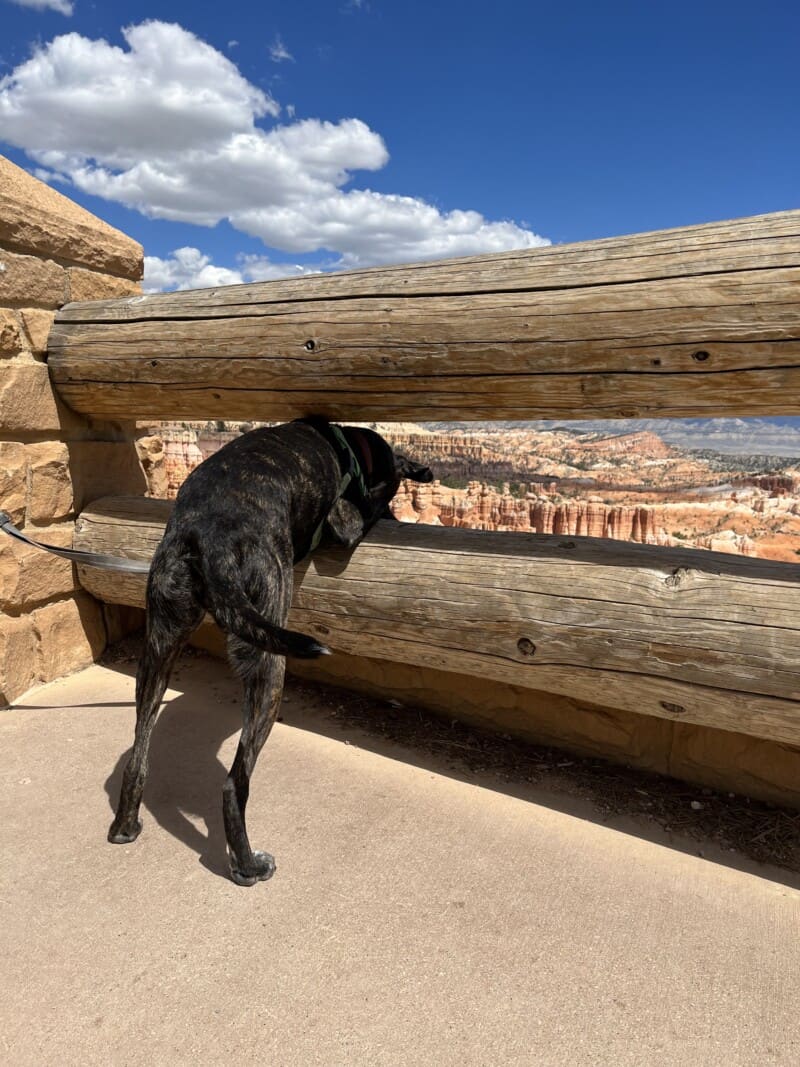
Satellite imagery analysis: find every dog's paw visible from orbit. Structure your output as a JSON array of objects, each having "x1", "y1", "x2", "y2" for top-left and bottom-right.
[
  {"x1": 108, "y1": 818, "x2": 142, "y2": 844},
  {"x1": 229, "y1": 849, "x2": 276, "y2": 887}
]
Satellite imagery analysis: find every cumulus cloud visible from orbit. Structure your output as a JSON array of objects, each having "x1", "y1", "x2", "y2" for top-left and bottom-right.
[
  {"x1": 234, "y1": 190, "x2": 548, "y2": 267},
  {"x1": 0, "y1": 20, "x2": 548, "y2": 269},
  {"x1": 0, "y1": 21, "x2": 277, "y2": 170},
  {"x1": 8, "y1": 0, "x2": 73, "y2": 15},
  {"x1": 144, "y1": 248, "x2": 243, "y2": 292},
  {"x1": 144, "y1": 247, "x2": 319, "y2": 292}
]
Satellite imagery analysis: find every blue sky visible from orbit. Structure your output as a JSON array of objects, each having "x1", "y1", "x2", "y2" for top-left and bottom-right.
[{"x1": 0, "y1": 0, "x2": 798, "y2": 291}]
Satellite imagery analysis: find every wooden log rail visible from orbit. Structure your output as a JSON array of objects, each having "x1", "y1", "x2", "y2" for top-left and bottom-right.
[
  {"x1": 49, "y1": 210, "x2": 800, "y2": 422},
  {"x1": 75, "y1": 497, "x2": 800, "y2": 747}
]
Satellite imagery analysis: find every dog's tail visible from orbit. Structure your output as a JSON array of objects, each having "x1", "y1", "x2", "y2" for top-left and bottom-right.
[{"x1": 198, "y1": 555, "x2": 331, "y2": 659}]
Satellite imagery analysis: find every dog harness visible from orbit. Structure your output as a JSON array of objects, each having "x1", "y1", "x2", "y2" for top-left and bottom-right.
[{"x1": 294, "y1": 417, "x2": 372, "y2": 557}]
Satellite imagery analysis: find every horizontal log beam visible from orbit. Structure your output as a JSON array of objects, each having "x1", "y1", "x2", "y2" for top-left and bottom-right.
[
  {"x1": 50, "y1": 210, "x2": 800, "y2": 421},
  {"x1": 75, "y1": 496, "x2": 800, "y2": 747}
]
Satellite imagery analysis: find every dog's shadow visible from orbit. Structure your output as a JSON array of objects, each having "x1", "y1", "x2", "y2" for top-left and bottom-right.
[{"x1": 104, "y1": 665, "x2": 241, "y2": 880}]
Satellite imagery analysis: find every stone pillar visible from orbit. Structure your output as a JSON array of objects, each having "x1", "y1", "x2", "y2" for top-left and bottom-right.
[{"x1": 0, "y1": 154, "x2": 151, "y2": 704}]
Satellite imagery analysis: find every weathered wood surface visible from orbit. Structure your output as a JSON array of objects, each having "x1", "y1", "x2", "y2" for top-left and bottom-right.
[
  {"x1": 75, "y1": 496, "x2": 800, "y2": 746},
  {"x1": 50, "y1": 210, "x2": 800, "y2": 421}
]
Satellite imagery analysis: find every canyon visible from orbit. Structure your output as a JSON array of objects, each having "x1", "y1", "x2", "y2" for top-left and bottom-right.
[{"x1": 154, "y1": 423, "x2": 800, "y2": 563}]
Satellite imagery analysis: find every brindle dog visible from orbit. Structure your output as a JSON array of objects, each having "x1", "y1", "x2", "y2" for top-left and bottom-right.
[{"x1": 108, "y1": 418, "x2": 432, "y2": 885}]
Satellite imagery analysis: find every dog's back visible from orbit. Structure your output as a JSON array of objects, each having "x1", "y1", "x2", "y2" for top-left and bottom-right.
[{"x1": 150, "y1": 423, "x2": 343, "y2": 659}]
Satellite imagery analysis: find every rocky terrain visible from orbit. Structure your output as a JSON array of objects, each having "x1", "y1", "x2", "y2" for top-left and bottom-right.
[{"x1": 154, "y1": 422, "x2": 800, "y2": 563}]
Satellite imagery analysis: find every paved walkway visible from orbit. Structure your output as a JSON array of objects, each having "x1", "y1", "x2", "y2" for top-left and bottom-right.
[{"x1": 2, "y1": 654, "x2": 799, "y2": 1066}]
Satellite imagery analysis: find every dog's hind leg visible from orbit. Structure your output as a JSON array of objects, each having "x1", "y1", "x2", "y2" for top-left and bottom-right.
[
  {"x1": 108, "y1": 567, "x2": 203, "y2": 845},
  {"x1": 223, "y1": 641, "x2": 286, "y2": 886}
]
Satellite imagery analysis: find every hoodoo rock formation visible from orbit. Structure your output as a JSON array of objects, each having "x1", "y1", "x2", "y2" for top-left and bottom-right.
[
  {"x1": 390, "y1": 480, "x2": 673, "y2": 547},
  {"x1": 151, "y1": 424, "x2": 795, "y2": 561}
]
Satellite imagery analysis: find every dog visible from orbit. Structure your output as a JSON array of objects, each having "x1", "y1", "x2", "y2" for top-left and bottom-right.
[{"x1": 108, "y1": 417, "x2": 433, "y2": 885}]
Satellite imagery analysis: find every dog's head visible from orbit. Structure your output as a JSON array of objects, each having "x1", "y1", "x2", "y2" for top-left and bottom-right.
[
  {"x1": 339, "y1": 425, "x2": 433, "y2": 515},
  {"x1": 316, "y1": 423, "x2": 432, "y2": 549}
]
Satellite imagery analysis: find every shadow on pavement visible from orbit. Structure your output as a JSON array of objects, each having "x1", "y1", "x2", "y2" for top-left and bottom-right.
[{"x1": 21, "y1": 647, "x2": 799, "y2": 891}]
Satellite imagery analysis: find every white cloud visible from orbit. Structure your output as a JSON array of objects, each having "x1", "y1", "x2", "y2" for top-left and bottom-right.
[
  {"x1": 0, "y1": 21, "x2": 277, "y2": 169},
  {"x1": 0, "y1": 20, "x2": 548, "y2": 269},
  {"x1": 8, "y1": 0, "x2": 73, "y2": 15},
  {"x1": 237, "y1": 253, "x2": 322, "y2": 282},
  {"x1": 144, "y1": 248, "x2": 243, "y2": 292},
  {"x1": 269, "y1": 35, "x2": 293, "y2": 63},
  {"x1": 144, "y1": 247, "x2": 319, "y2": 292},
  {"x1": 233, "y1": 189, "x2": 546, "y2": 266}
]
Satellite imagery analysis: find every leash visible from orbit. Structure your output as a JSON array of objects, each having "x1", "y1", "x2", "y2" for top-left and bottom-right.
[{"x1": 0, "y1": 511, "x2": 152, "y2": 573}]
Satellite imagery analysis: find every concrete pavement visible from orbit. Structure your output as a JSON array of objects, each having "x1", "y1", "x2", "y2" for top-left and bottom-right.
[{"x1": 2, "y1": 654, "x2": 799, "y2": 1066}]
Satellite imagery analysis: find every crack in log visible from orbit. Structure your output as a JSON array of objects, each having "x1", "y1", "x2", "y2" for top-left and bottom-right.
[
  {"x1": 48, "y1": 360, "x2": 800, "y2": 389},
  {"x1": 54, "y1": 258, "x2": 800, "y2": 323},
  {"x1": 289, "y1": 614, "x2": 800, "y2": 694}
]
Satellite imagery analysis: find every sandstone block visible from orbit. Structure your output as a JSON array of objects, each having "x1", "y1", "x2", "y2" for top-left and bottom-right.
[
  {"x1": 27, "y1": 442, "x2": 74, "y2": 524},
  {"x1": 0, "y1": 309, "x2": 24, "y2": 356},
  {"x1": 67, "y1": 268, "x2": 141, "y2": 303},
  {"x1": 17, "y1": 308, "x2": 54, "y2": 356},
  {"x1": 0, "y1": 613, "x2": 39, "y2": 705},
  {"x1": 67, "y1": 441, "x2": 146, "y2": 511},
  {"x1": 0, "y1": 442, "x2": 27, "y2": 524},
  {"x1": 0, "y1": 248, "x2": 67, "y2": 308},
  {"x1": 34, "y1": 594, "x2": 106, "y2": 683},
  {"x1": 0, "y1": 155, "x2": 143, "y2": 279},
  {"x1": 0, "y1": 362, "x2": 85, "y2": 433},
  {"x1": 0, "y1": 522, "x2": 77, "y2": 609}
]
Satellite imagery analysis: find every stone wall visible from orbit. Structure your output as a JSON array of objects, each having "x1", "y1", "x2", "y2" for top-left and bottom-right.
[{"x1": 0, "y1": 155, "x2": 147, "y2": 705}]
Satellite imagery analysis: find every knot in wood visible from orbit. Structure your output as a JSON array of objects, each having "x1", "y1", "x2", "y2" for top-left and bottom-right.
[
  {"x1": 665, "y1": 566, "x2": 692, "y2": 588},
  {"x1": 517, "y1": 637, "x2": 536, "y2": 657},
  {"x1": 660, "y1": 700, "x2": 687, "y2": 715}
]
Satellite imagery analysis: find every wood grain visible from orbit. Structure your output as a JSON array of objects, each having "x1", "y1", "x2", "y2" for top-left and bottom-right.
[
  {"x1": 49, "y1": 210, "x2": 800, "y2": 421},
  {"x1": 74, "y1": 496, "x2": 800, "y2": 746}
]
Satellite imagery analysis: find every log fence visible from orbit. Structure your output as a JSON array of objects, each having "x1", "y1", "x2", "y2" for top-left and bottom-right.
[{"x1": 48, "y1": 209, "x2": 800, "y2": 748}]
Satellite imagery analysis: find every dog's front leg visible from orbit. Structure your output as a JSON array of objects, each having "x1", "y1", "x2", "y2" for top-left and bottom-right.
[
  {"x1": 324, "y1": 497, "x2": 366, "y2": 549},
  {"x1": 223, "y1": 645, "x2": 286, "y2": 886}
]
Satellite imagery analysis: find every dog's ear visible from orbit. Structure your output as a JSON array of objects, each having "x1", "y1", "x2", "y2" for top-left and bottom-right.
[{"x1": 396, "y1": 454, "x2": 433, "y2": 483}]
